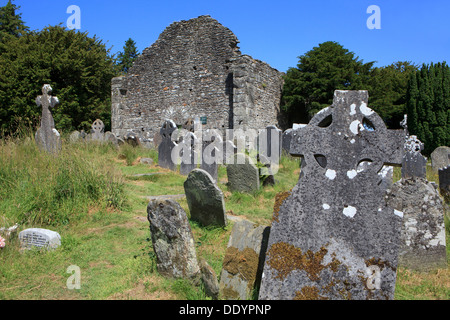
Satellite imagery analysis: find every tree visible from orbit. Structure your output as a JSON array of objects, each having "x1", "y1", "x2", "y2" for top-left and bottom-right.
[
  {"x1": 0, "y1": 0, "x2": 28, "y2": 41},
  {"x1": 281, "y1": 41, "x2": 374, "y2": 124},
  {"x1": 406, "y1": 62, "x2": 450, "y2": 155},
  {"x1": 116, "y1": 38, "x2": 139, "y2": 74},
  {"x1": 0, "y1": 25, "x2": 118, "y2": 134},
  {"x1": 368, "y1": 61, "x2": 418, "y2": 128}
]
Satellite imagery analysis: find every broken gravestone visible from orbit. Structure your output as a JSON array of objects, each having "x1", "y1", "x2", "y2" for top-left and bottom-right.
[
  {"x1": 220, "y1": 219, "x2": 270, "y2": 300},
  {"x1": 158, "y1": 120, "x2": 177, "y2": 171},
  {"x1": 386, "y1": 177, "x2": 447, "y2": 271},
  {"x1": 35, "y1": 84, "x2": 61, "y2": 154},
  {"x1": 401, "y1": 135, "x2": 427, "y2": 179},
  {"x1": 183, "y1": 169, "x2": 227, "y2": 227},
  {"x1": 226, "y1": 153, "x2": 260, "y2": 193},
  {"x1": 431, "y1": 146, "x2": 450, "y2": 171},
  {"x1": 259, "y1": 90, "x2": 405, "y2": 300},
  {"x1": 147, "y1": 199, "x2": 200, "y2": 281},
  {"x1": 19, "y1": 228, "x2": 61, "y2": 250}
]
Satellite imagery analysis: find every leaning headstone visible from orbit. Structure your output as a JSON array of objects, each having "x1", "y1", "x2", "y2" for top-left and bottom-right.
[
  {"x1": 104, "y1": 131, "x2": 119, "y2": 146},
  {"x1": 401, "y1": 135, "x2": 427, "y2": 179},
  {"x1": 199, "y1": 258, "x2": 220, "y2": 300},
  {"x1": 226, "y1": 153, "x2": 260, "y2": 193},
  {"x1": 184, "y1": 169, "x2": 227, "y2": 227},
  {"x1": 147, "y1": 199, "x2": 200, "y2": 281},
  {"x1": 201, "y1": 129, "x2": 223, "y2": 182},
  {"x1": 431, "y1": 146, "x2": 450, "y2": 171},
  {"x1": 69, "y1": 130, "x2": 82, "y2": 143},
  {"x1": 219, "y1": 219, "x2": 270, "y2": 300},
  {"x1": 439, "y1": 166, "x2": 450, "y2": 202},
  {"x1": 19, "y1": 228, "x2": 61, "y2": 250},
  {"x1": 386, "y1": 177, "x2": 447, "y2": 271},
  {"x1": 259, "y1": 90, "x2": 405, "y2": 300},
  {"x1": 35, "y1": 84, "x2": 61, "y2": 154},
  {"x1": 158, "y1": 120, "x2": 177, "y2": 171}
]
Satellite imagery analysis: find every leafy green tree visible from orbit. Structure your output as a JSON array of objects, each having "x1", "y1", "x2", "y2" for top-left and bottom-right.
[
  {"x1": 406, "y1": 62, "x2": 450, "y2": 155},
  {"x1": 368, "y1": 61, "x2": 418, "y2": 128},
  {"x1": 0, "y1": 0, "x2": 28, "y2": 41},
  {"x1": 116, "y1": 38, "x2": 139, "y2": 74},
  {"x1": 281, "y1": 41, "x2": 374, "y2": 124},
  {"x1": 0, "y1": 25, "x2": 118, "y2": 134}
]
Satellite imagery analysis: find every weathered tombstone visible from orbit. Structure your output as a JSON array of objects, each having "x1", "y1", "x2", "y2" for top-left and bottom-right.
[
  {"x1": 35, "y1": 84, "x2": 62, "y2": 154},
  {"x1": 184, "y1": 169, "x2": 227, "y2": 227},
  {"x1": 282, "y1": 129, "x2": 293, "y2": 154},
  {"x1": 439, "y1": 166, "x2": 450, "y2": 202},
  {"x1": 219, "y1": 219, "x2": 270, "y2": 300},
  {"x1": 104, "y1": 131, "x2": 119, "y2": 146},
  {"x1": 199, "y1": 258, "x2": 220, "y2": 300},
  {"x1": 401, "y1": 135, "x2": 427, "y2": 179},
  {"x1": 124, "y1": 131, "x2": 140, "y2": 147},
  {"x1": 259, "y1": 125, "x2": 282, "y2": 176},
  {"x1": 147, "y1": 199, "x2": 200, "y2": 281},
  {"x1": 223, "y1": 140, "x2": 237, "y2": 164},
  {"x1": 179, "y1": 132, "x2": 199, "y2": 176},
  {"x1": 226, "y1": 153, "x2": 260, "y2": 193},
  {"x1": 386, "y1": 177, "x2": 447, "y2": 271},
  {"x1": 158, "y1": 120, "x2": 177, "y2": 171},
  {"x1": 69, "y1": 130, "x2": 82, "y2": 143},
  {"x1": 19, "y1": 228, "x2": 61, "y2": 250},
  {"x1": 201, "y1": 129, "x2": 223, "y2": 182},
  {"x1": 91, "y1": 119, "x2": 105, "y2": 141},
  {"x1": 259, "y1": 90, "x2": 405, "y2": 300},
  {"x1": 431, "y1": 146, "x2": 450, "y2": 171}
]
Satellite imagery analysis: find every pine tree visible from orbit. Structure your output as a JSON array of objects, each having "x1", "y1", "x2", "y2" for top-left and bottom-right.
[
  {"x1": 0, "y1": 0, "x2": 28, "y2": 41},
  {"x1": 116, "y1": 38, "x2": 139, "y2": 74},
  {"x1": 406, "y1": 62, "x2": 450, "y2": 155}
]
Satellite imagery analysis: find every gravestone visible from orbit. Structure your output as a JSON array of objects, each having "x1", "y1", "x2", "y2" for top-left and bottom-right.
[
  {"x1": 69, "y1": 130, "x2": 82, "y2": 143},
  {"x1": 226, "y1": 153, "x2": 260, "y2": 193},
  {"x1": 158, "y1": 120, "x2": 177, "y2": 171},
  {"x1": 219, "y1": 219, "x2": 270, "y2": 300},
  {"x1": 259, "y1": 90, "x2": 405, "y2": 300},
  {"x1": 201, "y1": 129, "x2": 223, "y2": 182},
  {"x1": 179, "y1": 132, "x2": 199, "y2": 176},
  {"x1": 401, "y1": 135, "x2": 427, "y2": 179},
  {"x1": 104, "y1": 131, "x2": 119, "y2": 146},
  {"x1": 147, "y1": 199, "x2": 200, "y2": 281},
  {"x1": 124, "y1": 131, "x2": 140, "y2": 147},
  {"x1": 439, "y1": 166, "x2": 450, "y2": 202},
  {"x1": 431, "y1": 146, "x2": 450, "y2": 171},
  {"x1": 91, "y1": 119, "x2": 105, "y2": 141},
  {"x1": 19, "y1": 228, "x2": 61, "y2": 250},
  {"x1": 386, "y1": 177, "x2": 447, "y2": 271},
  {"x1": 35, "y1": 84, "x2": 62, "y2": 154},
  {"x1": 282, "y1": 129, "x2": 293, "y2": 154},
  {"x1": 184, "y1": 169, "x2": 227, "y2": 227},
  {"x1": 259, "y1": 125, "x2": 282, "y2": 176},
  {"x1": 223, "y1": 140, "x2": 237, "y2": 164}
]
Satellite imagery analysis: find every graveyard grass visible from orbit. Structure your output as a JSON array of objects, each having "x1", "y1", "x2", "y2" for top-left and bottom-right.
[{"x1": 0, "y1": 135, "x2": 449, "y2": 300}]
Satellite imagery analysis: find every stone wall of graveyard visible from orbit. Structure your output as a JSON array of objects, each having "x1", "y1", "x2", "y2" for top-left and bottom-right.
[{"x1": 111, "y1": 15, "x2": 284, "y2": 140}]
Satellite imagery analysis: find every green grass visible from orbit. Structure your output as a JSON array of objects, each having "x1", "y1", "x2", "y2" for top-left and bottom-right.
[{"x1": 0, "y1": 136, "x2": 448, "y2": 300}]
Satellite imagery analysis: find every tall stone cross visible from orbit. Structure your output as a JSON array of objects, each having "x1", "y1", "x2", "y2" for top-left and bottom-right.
[
  {"x1": 259, "y1": 90, "x2": 405, "y2": 300},
  {"x1": 35, "y1": 84, "x2": 61, "y2": 154}
]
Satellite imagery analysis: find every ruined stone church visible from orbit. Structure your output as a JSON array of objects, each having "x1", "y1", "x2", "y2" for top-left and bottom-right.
[{"x1": 111, "y1": 15, "x2": 284, "y2": 141}]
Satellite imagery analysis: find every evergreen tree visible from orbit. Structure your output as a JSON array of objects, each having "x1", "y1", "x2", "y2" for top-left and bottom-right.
[
  {"x1": 0, "y1": 25, "x2": 118, "y2": 134},
  {"x1": 406, "y1": 62, "x2": 450, "y2": 155},
  {"x1": 0, "y1": 0, "x2": 28, "y2": 41},
  {"x1": 116, "y1": 38, "x2": 139, "y2": 73},
  {"x1": 281, "y1": 41, "x2": 374, "y2": 124}
]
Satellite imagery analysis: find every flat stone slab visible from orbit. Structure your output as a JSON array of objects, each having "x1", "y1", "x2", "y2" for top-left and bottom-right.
[{"x1": 19, "y1": 228, "x2": 61, "y2": 250}]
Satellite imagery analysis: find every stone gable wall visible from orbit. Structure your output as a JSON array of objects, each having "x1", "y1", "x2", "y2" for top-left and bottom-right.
[{"x1": 111, "y1": 15, "x2": 284, "y2": 141}]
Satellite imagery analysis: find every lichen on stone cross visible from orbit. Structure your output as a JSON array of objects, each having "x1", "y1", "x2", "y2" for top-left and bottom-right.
[
  {"x1": 35, "y1": 84, "x2": 61, "y2": 154},
  {"x1": 259, "y1": 90, "x2": 405, "y2": 300}
]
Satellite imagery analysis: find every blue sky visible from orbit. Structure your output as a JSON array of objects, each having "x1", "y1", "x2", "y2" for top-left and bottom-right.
[{"x1": 4, "y1": 0, "x2": 450, "y2": 72}]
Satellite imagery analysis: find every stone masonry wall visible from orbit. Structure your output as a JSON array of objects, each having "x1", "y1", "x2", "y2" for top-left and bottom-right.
[{"x1": 111, "y1": 15, "x2": 284, "y2": 141}]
